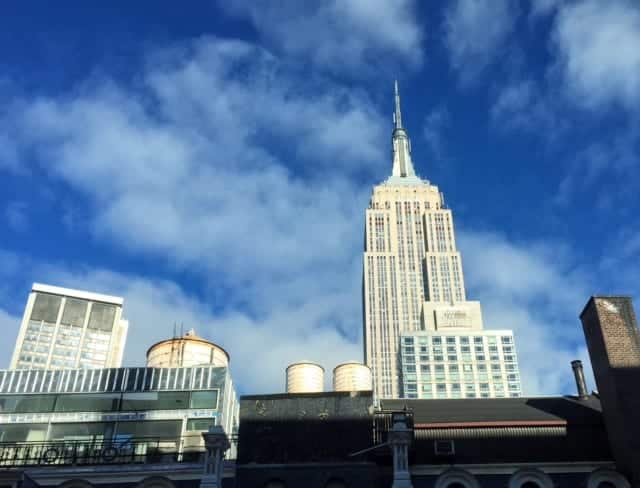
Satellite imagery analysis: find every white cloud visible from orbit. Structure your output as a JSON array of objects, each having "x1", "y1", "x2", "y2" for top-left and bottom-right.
[
  {"x1": 552, "y1": 0, "x2": 640, "y2": 110},
  {"x1": 459, "y1": 229, "x2": 595, "y2": 394},
  {"x1": 444, "y1": 0, "x2": 518, "y2": 84},
  {"x1": 6, "y1": 37, "x2": 384, "y2": 288},
  {"x1": 0, "y1": 37, "x2": 382, "y2": 393},
  {"x1": 490, "y1": 79, "x2": 564, "y2": 136},
  {"x1": 219, "y1": 0, "x2": 424, "y2": 73},
  {"x1": 555, "y1": 125, "x2": 640, "y2": 206}
]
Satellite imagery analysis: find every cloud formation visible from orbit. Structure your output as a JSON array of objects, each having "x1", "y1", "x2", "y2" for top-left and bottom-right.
[
  {"x1": 552, "y1": 0, "x2": 640, "y2": 110},
  {"x1": 219, "y1": 0, "x2": 423, "y2": 74},
  {"x1": 444, "y1": 0, "x2": 518, "y2": 84}
]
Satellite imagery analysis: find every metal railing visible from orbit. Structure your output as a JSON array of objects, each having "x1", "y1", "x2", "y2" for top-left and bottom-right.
[{"x1": 0, "y1": 436, "x2": 213, "y2": 468}]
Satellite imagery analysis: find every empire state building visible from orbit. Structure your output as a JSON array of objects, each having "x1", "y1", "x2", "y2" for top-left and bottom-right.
[{"x1": 363, "y1": 83, "x2": 521, "y2": 400}]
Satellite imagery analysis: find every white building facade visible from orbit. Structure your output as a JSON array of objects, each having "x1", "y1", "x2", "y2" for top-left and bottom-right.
[
  {"x1": 363, "y1": 83, "x2": 521, "y2": 399},
  {"x1": 10, "y1": 283, "x2": 129, "y2": 370},
  {"x1": 400, "y1": 330, "x2": 521, "y2": 399}
]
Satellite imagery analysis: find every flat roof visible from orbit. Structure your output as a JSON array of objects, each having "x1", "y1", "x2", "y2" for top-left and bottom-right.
[
  {"x1": 32, "y1": 283, "x2": 124, "y2": 306},
  {"x1": 399, "y1": 329, "x2": 514, "y2": 336}
]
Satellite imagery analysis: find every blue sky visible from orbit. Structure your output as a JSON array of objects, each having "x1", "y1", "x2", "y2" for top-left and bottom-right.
[{"x1": 1, "y1": 0, "x2": 639, "y2": 395}]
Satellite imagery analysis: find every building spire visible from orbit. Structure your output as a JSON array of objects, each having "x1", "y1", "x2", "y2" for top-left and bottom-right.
[
  {"x1": 394, "y1": 80, "x2": 403, "y2": 129},
  {"x1": 391, "y1": 81, "x2": 416, "y2": 178}
]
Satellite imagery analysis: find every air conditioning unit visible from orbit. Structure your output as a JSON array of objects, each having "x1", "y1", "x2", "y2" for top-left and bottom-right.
[{"x1": 434, "y1": 439, "x2": 455, "y2": 456}]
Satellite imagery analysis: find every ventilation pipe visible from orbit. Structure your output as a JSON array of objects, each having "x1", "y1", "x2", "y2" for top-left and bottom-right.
[{"x1": 571, "y1": 360, "x2": 589, "y2": 399}]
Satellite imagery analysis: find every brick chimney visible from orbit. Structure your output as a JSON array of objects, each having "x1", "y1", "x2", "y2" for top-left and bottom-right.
[{"x1": 580, "y1": 296, "x2": 640, "y2": 486}]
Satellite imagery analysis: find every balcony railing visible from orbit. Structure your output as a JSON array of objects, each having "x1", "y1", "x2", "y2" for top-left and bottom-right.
[{"x1": 0, "y1": 436, "x2": 223, "y2": 468}]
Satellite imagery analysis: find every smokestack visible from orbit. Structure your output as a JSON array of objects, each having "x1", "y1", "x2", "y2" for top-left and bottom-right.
[{"x1": 571, "y1": 360, "x2": 589, "y2": 399}]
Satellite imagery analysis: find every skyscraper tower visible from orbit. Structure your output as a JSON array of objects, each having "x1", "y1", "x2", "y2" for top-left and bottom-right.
[{"x1": 363, "y1": 83, "x2": 521, "y2": 399}]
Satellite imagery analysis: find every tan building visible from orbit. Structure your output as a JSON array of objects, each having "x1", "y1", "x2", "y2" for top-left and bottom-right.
[
  {"x1": 363, "y1": 83, "x2": 519, "y2": 399},
  {"x1": 146, "y1": 329, "x2": 230, "y2": 368},
  {"x1": 10, "y1": 283, "x2": 128, "y2": 370}
]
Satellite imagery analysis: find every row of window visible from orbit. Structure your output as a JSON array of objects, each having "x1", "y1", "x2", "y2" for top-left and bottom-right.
[
  {"x1": 0, "y1": 366, "x2": 226, "y2": 394},
  {"x1": 0, "y1": 389, "x2": 219, "y2": 414},
  {"x1": 30, "y1": 293, "x2": 118, "y2": 332},
  {"x1": 0, "y1": 418, "x2": 214, "y2": 443},
  {"x1": 403, "y1": 335, "x2": 513, "y2": 346}
]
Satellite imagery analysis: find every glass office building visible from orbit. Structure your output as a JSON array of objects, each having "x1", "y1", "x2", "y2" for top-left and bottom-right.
[
  {"x1": 400, "y1": 330, "x2": 522, "y2": 399},
  {"x1": 10, "y1": 283, "x2": 129, "y2": 370},
  {"x1": 0, "y1": 365, "x2": 238, "y2": 452}
]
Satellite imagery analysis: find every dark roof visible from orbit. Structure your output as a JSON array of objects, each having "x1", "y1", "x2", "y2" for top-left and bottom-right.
[
  {"x1": 381, "y1": 395, "x2": 603, "y2": 426},
  {"x1": 241, "y1": 390, "x2": 372, "y2": 401},
  {"x1": 381, "y1": 396, "x2": 610, "y2": 464}
]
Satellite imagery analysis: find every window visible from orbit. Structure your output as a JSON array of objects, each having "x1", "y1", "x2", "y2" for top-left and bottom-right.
[
  {"x1": 31, "y1": 293, "x2": 62, "y2": 323},
  {"x1": 432, "y1": 337, "x2": 442, "y2": 345},
  {"x1": 419, "y1": 355, "x2": 429, "y2": 362},
  {"x1": 446, "y1": 337, "x2": 456, "y2": 344},
  {"x1": 460, "y1": 337, "x2": 469, "y2": 345},
  {"x1": 49, "y1": 422, "x2": 114, "y2": 442},
  {"x1": 55, "y1": 393, "x2": 120, "y2": 412},
  {"x1": 115, "y1": 419, "x2": 181, "y2": 440},
  {"x1": 87, "y1": 303, "x2": 116, "y2": 331},
  {"x1": 61, "y1": 298, "x2": 88, "y2": 326},
  {"x1": 473, "y1": 337, "x2": 483, "y2": 344},
  {"x1": 190, "y1": 391, "x2": 218, "y2": 409},
  {"x1": 403, "y1": 337, "x2": 414, "y2": 345},
  {"x1": 0, "y1": 395, "x2": 55, "y2": 413},
  {"x1": 405, "y1": 365, "x2": 416, "y2": 373},
  {"x1": 420, "y1": 365, "x2": 431, "y2": 373},
  {"x1": 0, "y1": 423, "x2": 47, "y2": 442},
  {"x1": 121, "y1": 391, "x2": 189, "y2": 411}
]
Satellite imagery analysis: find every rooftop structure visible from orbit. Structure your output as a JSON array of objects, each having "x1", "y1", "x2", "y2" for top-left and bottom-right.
[
  {"x1": 10, "y1": 283, "x2": 129, "y2": 370},
  {"x1": 285, "y1": 361, "x2": 324, "y2": 394},
  {"x1": 146, "y1": 329, "x2": 230, "y2": 369}
]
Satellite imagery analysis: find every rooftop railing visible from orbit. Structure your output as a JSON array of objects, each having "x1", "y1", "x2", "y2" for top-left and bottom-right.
[{"x1": 0, "y1": 435, "x2": 238, "y2": 468}]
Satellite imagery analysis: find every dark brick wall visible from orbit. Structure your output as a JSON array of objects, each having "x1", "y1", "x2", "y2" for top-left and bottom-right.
[{"x1": 580, "y1": 296, "x2": 640, "y2": 487}]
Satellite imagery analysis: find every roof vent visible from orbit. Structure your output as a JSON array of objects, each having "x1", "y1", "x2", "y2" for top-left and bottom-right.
[{"x1": 434, "y1": 439, "x2": 455, "y2": 456}]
